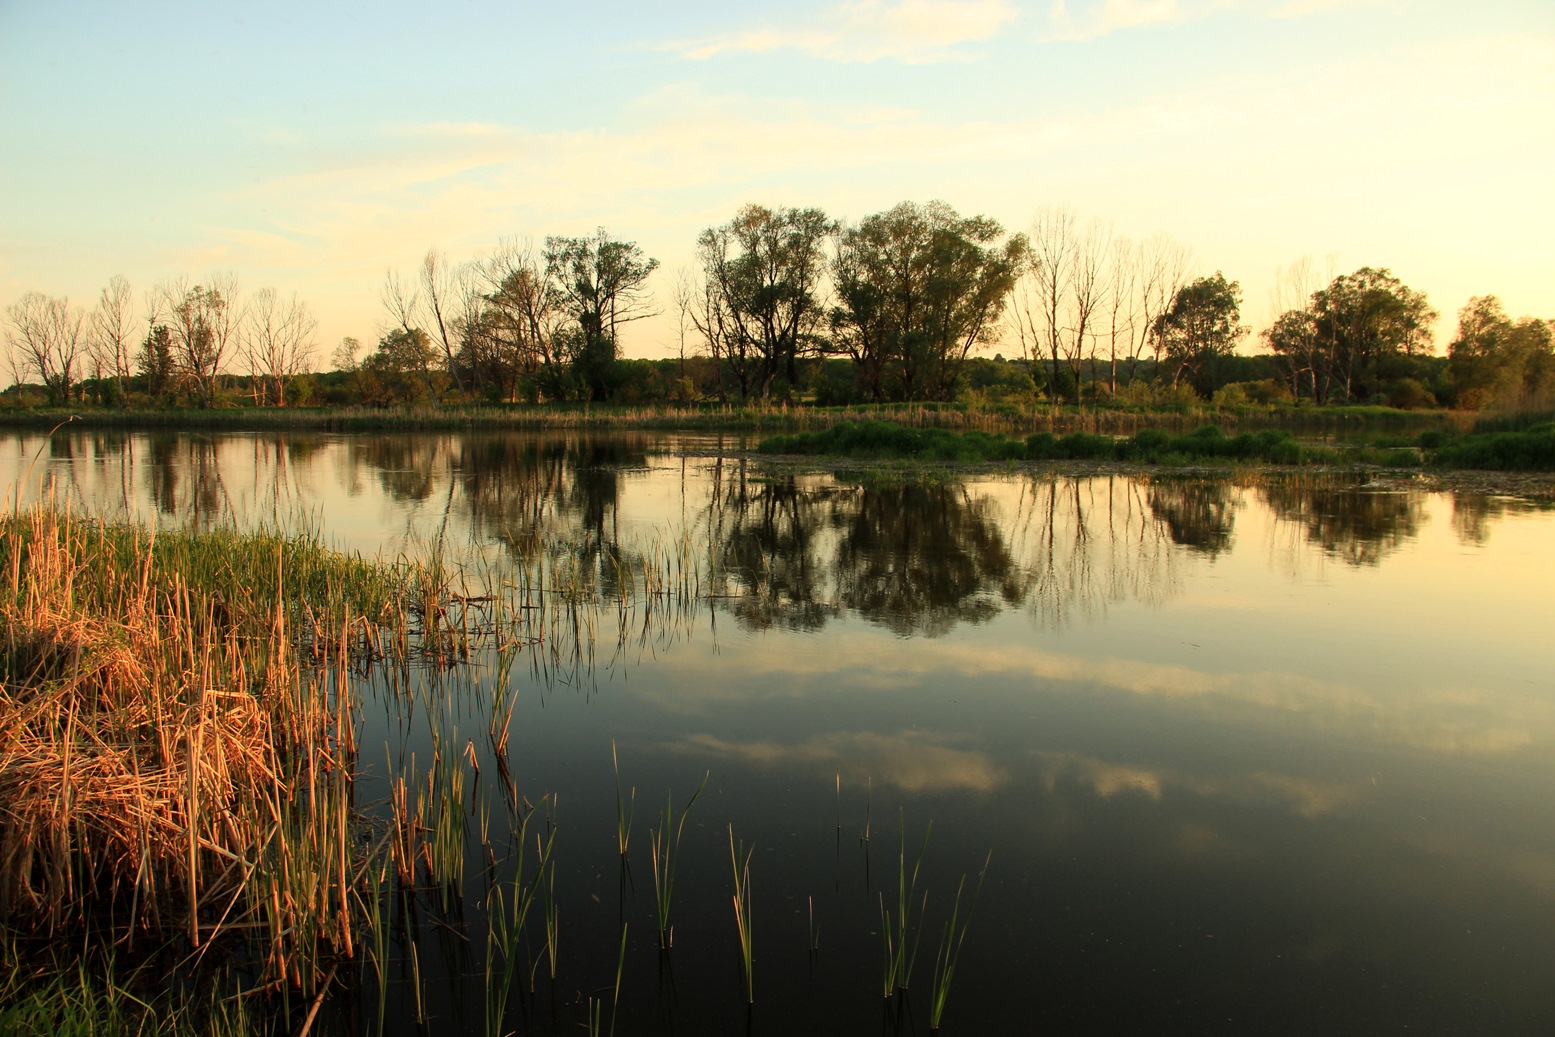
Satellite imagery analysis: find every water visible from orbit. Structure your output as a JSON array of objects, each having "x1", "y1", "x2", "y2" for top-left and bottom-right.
[{"x1": 6, "y1": 428, "x2": 1555, "y2": 1034}]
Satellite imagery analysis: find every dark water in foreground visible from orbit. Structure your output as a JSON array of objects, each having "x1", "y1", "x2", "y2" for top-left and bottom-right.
[{"x1": 7, "y1": 429, "x2": 1555, "y2": 1035}]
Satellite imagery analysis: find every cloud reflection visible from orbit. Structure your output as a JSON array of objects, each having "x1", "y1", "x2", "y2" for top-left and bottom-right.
[{"x1": 664, "y1": 730, "x2": 1007, "y2": 792}]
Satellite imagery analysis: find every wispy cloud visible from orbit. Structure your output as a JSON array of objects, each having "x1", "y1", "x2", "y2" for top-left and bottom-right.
[
  {"x1": 1040, "y1": 0, "x2": 1375, "y2": 42},
  {"x1": 1042, "y1": 0, "x2": 1197, "y2": 41},
  {"x1": 668, "y1": 0, "x2": 1019, "y2": 63}
]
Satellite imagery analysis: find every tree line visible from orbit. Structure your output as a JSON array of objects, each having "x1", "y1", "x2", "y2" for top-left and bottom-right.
[{"x1": 5, "y1": 201, "x2": 1552, "y2": 412}]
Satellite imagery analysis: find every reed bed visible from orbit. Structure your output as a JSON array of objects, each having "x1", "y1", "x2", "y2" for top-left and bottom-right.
[{"x1": 0, "y1": 505, "x2": 407, "y2": 1030}]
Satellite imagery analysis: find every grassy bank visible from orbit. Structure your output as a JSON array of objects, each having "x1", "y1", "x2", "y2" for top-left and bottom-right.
[
  {"x1": 760, "y1": 421, "x2": 1427, "y2": 467},
  {"x1": 0, "y1": 400, "x2": 1462, "y2": 437},
  {"x1": 762, "y1": 419, "x2": 1555, "y2": 471}
]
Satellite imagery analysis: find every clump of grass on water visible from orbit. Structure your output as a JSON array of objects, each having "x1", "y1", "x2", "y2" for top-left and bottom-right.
[
  {"x1": 649, "y1": 771, "x2": 709, "y2": 951},
  {"x1": 880, "y1": 812, "x2": 931, "y2": 999},
  {"x1": 928, "y1": 851, "x2": 992, "y2": 1034}
]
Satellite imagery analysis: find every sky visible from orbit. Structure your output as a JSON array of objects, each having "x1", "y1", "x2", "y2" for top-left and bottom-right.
[{"x1": 1, "y1": 0, "x2": 1552, "y2": 361}]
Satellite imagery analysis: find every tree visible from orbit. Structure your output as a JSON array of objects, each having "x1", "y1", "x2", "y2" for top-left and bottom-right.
[
  {"x1": 157, "y1": 274, "x2": 239, "y2": 408},
  {"x1": 1309, "y1": 268, "x2": 1436, "y2": 403},
  {"x1": 1448, "y1": 295, "x2": 1555, "y2": 411},
  {"x1": 1154, "y1": 272, "x2": 1245, "y2": 396},
  {"x1": 331, "y1": 336, "x2": 363, "y2": 373},
  {"x1": 470, "y1": 240, "x2": 566, "y2": 401},
  {"x1": 695, "y1": 204, "x2": 835, "y2": 401},
  {"x1": 359, "y1": 328, "x2": 440, "y2": 405},
  {"x1": 544, "y1": 230, "x2": 659, "y2": 402},
  {"x1": 138, "y1": 324, "x2": 176, "y2": 401},
  {"x1": 90, "y1": 276, "x2": 136, "y2": 405},
  {"x1": 1008, "y1": 207, "x2": 1110, "y2": 404},
  {"x1": 419, "y1": 250, "x2": 474, "y2": 403},
  {"x1": 832, "y1": 200, "x2": 1024, "y2": 402},
  {"x1": 242, "y1": 289, "x2": 317, "y2": 406},
  {"x1": 4, "y1": 292, "x2": 86, "y2": 404}
]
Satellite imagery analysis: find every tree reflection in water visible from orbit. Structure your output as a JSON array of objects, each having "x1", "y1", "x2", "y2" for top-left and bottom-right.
[
  {"x1": 1258, "y1": 475, "x2": 1426, "y2": 567},
  {"x1": 4, "y1": 431, "x2": 1536, "y2": 640}
]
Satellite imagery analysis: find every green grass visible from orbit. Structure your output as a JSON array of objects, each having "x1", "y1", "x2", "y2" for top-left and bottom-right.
[
  {"x1": 759, "y1": 420, "x2": 1409, "y2": 467},
  {"x1": 761, "y1": 422, "x2": 1028, "y2": 462},
  {"x1": 1427, "y1": 424, "x2": 1555, "y2": 471},
  {"x1": 758, "y1": 419, "x2": 1555, "y2": 470}
]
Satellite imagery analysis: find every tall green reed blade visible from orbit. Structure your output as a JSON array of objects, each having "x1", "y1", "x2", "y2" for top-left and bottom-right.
[
  {"x1": 728, "y1": 825, "x2": 755, "y2": 1004},
  {"x1": 881, "y1": 812, "x2": 932, "y2": 998},
  {"x1": 649, "y1": 771, "x2": 710, "y2": 950},
  {"x1": 487, "y1": 797, "x2": 554, "y2": 1031},
  {"x1": 929, "y1": 850, "x2": 992, "y2": 1034},
  {"x1": 612, "y1": 740, "x2": 634, "y2": 858}
]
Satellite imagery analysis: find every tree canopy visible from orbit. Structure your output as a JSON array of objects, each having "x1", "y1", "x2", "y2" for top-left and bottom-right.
[{"x1": 832, "y1": 200, "x2": 1026, "y2": 402}]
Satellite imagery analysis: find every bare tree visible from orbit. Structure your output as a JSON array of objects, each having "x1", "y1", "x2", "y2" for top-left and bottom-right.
[
  {"x1": 1131, "y1": 233, "x2": 1191, "y2": 385},
  {"x1": 421, "y1": 249, "x2": 472, "y2": 403},
  {"x1": 479, "y1": 238, "x2": 567, "y2": 399},
  {"x1": 1100, "y1": 236, "x2": 1137, "y2": 396},
  {"x1": 1011, "y1": 207, "x2": 1110, "y2": 403},
  {"x1": 243, "y1": 288, "x2": 317, "y2": 405},
  {"x1": 672, "y1": 264, "x2": 699, "y2": 383},
  {"x1": 4, "y1": 292, "x2": 86, "y2": 404},
  {"x1": 157, "y1": 273, "x2": 240, "y2": 408},
  {"x1": 90, "y1": 275, "x2": 136, "y2": 404}
]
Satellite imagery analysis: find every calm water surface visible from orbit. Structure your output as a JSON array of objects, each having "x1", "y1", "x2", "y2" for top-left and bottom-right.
[{"x1": 7, "y1": 429, "x2": 1555, "y2": 1035}]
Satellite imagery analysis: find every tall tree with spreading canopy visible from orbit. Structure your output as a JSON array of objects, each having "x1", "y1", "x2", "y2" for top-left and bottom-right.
[
  {"x1": 1264, "y1": 266, "x2": 1436, "y2": 403},
  {"x1": 1154, "y1": 272, "x2": 1246, "y2": 396},
  {"x1": 544, "y1": 230, "x2": 658, "y2": 401},
  {"x1": 1448, "y1": 295, "x2": 1555, "y2": 411},
  {"x1": 832, "y1": 200, "x2": 1024, "y2": 402},
  {"x1": 695, "y1": 204, "x2": 835, "y2": 400}
]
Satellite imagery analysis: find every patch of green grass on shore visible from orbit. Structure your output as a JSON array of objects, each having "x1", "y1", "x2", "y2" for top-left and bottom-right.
[
  {"x1": 761, "y1": 422, "x2": 1379, "y2": 467},
  {"x1": 1427, "y1": 424, "x2": 1555, "y2": 471},
  {"x1": 760, "y1": 422, "x2": 1027, "y2": 461}
]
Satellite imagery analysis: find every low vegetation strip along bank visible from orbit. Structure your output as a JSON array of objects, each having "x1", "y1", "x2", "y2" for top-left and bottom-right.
[{"x1": 758, "y1": 420, "x2": 1555, "y2": 471}]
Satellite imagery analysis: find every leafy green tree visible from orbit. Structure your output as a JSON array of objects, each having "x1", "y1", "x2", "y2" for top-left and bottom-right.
[
  {"x1": 695, "y1": 204, "x2": 835, "y2": 400},
  {"x1": 1264, "y1": 266, "x2": 1437, "y2": 404},
  {"x1": 544, "y1": 230, "x2": 658, "y2": 402},
  {"x1": 137, "y1": 324, "x2": 175, "y2": 400},
  {"x1": 1153, "y1": 272, "x2": 1245, "y2": 397},
  {"x1": 1448, "y1": 295, "x2": 1555, "y2": 410},
  {"x1": 359, "y1": 327, "x2": 440, "y2": 405},
  {"x1": 1309, "y1": 267, "x2": 1436, "y2": 403},
  {"x1": 832, "y1": 201, "x2": 1025, "y2": 401}
]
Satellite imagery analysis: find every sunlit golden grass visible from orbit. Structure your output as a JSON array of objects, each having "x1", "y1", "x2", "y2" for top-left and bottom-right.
[{"x1": 0, "y1": 505, "x2": 386, "y2": 1013}]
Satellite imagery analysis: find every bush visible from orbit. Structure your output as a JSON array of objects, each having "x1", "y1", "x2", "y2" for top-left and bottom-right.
[{"x1": 1429, "y1": 429, "x2": 1555, "y2": 471}]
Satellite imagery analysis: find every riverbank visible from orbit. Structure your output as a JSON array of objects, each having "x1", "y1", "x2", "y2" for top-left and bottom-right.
[{"x1": 0, "y1": 400, "x2": 1466, "y2": 437}]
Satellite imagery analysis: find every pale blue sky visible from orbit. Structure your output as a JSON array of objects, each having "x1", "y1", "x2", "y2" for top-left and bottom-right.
[{"x1": 2, "y1": 0, "x2": 1551, "y2": 357}]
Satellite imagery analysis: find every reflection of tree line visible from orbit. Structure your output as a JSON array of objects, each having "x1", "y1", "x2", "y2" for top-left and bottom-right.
[
  {"x1": 31, "y1": 431, "x2": 325, "y2": 528},
  {"x1": 694, "y1": 471, "x2": 1457, "y2": 635},
  {"x1": 15, "y1": 432, "x2": 1542, "y2": 637}
]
